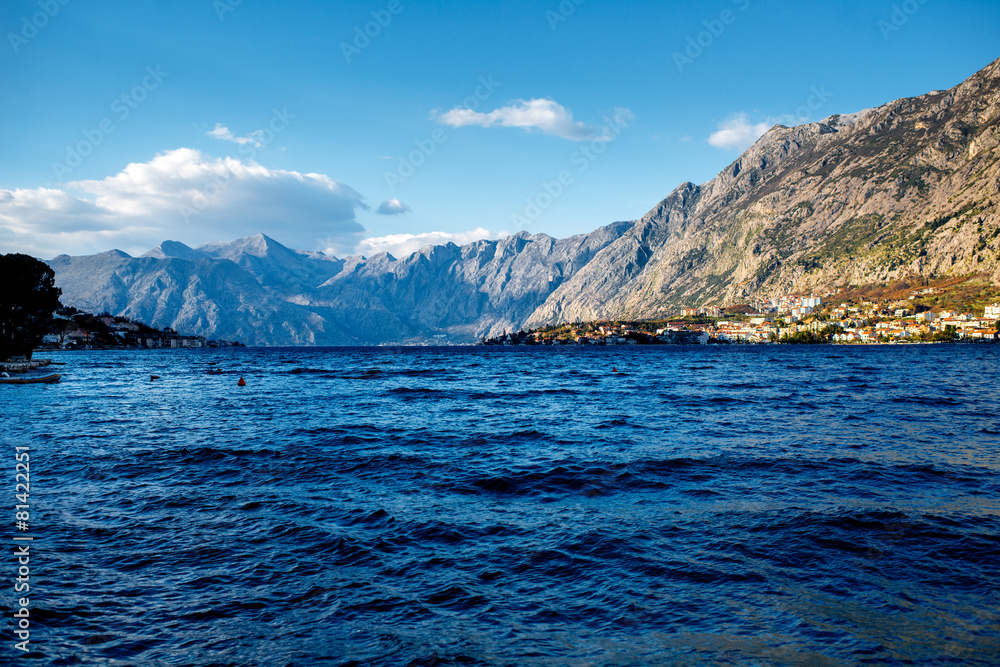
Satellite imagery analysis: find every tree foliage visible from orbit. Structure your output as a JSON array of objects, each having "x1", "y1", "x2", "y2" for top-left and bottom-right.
[
  {"x1": 779, "y1": 324, "x2": 843, "y2": 344},
  {"x1": 931, "y1": 324, "x2": 958, "y2": 343},
  {"x1": 0, "y1": 254, "x2": 62, "y2": 361}
]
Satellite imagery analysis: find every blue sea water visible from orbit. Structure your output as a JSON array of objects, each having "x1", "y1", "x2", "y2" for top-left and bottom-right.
[{"x1": 1, "y1": 345, "x2": 999, "y2": 666}]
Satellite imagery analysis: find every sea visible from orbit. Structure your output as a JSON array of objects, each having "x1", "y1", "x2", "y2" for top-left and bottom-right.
[{"x1": 1, "y1": 344, "x2": 998, "y2": 666}]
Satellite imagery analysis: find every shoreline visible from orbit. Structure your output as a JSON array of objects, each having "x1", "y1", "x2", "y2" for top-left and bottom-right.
[
  {"x1": 25, "y1": 341, "x2": 1000, "y2": 353},
  {"x1": 0, "y1": 359, "x2": 52, "y2": 373}
]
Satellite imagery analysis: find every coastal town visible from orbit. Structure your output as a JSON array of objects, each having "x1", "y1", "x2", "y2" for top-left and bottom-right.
[
  {"x1": 36, "y1": 307, "x2": 244, "y2": 351},
  {"x1": 483, "y1": 282, "x2": 1000, "y2": 346},
  {"x1": 14, "y1": 277, "x2": 1000, "y2": 352}
]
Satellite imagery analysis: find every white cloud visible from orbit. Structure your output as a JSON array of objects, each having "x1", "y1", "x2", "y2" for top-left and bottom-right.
[
  {"x1": 208, "y1": 123, "x2": 266, "y2": 148},
  {"x1": 0, "y1": 148, "x2": 368, "y2": 258},
  {"x1": 707, "y1": 113, "x2": 775, "y2": 151},
  {"x1": 435, "y1": 99, "x2": 630, "y2": 141},
  {"x1": 352, "y1": 227, "x2": 507, "y2": 259},
  {"x1": 376, "y1": 199, "x2": 412, "y2": 216}
]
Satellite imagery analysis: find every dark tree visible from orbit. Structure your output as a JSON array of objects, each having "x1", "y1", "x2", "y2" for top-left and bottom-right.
[
  {"x1": 931, "y1": 324, "x2": 959, "y2": 343},
  {"x1": 0, "y1": 254, "x2": 62, "y2": 361}
]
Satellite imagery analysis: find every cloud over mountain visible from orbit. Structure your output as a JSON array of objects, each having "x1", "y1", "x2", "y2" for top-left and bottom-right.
[
  {"x1": 353, "y1": 227, "x2": 505, "y2": 258},
  {"x1": 208, "y1": 123, "x2": 267, "y2": 148},
  {"x1": 376, "y1": 198, "x2": 412, "y2": 216},
  {"x1": 435, "y1": 99, "x2": 622, "y2": 141},
  {"x1": 707, "y1": 113, "x2": 774, "y2": 151},
  {"x1": 0, "y1": 148, "x2": 368, "y2": 258}
]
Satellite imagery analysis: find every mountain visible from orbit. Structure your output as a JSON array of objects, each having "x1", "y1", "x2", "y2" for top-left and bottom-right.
[
  {"x1": 49, "y1": 246, "x2": 354, "y2": 346},
  {"x1": 49, "y1": 224, "x2": 633, "y2": 345},
  {"x1": 142, "y1": 240, "x2": 209, "y2": 260},
  {"x1": 49, "y1": 57, "x2": 1000, "y2": 345},
  {"x1": 526, "y1": 57, "x2": 1000, "y2": 327}
]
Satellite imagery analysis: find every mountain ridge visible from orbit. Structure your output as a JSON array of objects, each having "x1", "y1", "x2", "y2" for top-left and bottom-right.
[
  {"x1": 48, "y1": 223, "x2": 636, "y2": 345},
  {"x1": 48, "y1": 57, "x2": 1000, "y2": 345},
  {"x1": 525, "y1": 56, "x2": 1000, "y2": 327}
]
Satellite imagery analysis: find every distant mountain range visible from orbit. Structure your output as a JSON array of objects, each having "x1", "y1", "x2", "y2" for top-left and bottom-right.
[
  {"x1": 49, "y1": 226, "x2": 633, "y2": 345},
  {"x1": 49, "y1": 57, "x2": 1000, "y2": 345}
]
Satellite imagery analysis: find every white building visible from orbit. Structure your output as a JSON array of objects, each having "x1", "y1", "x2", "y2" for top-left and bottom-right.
[
  {"x1": 985, "y1": 304, "x2": 1000, "y2": 320},
  {"x1": 790, "y1": 306, "x2": 813, "y2": 320}
]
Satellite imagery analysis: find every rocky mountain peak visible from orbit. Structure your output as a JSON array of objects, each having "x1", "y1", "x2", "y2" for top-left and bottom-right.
[
  {"x1": 198, "y1": 233, "x2": 289, "y2": 260},
  {"x1": 142, "y1": 240, "x2": 207, "y2": 260}
]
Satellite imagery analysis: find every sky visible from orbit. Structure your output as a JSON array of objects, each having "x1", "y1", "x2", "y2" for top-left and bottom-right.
[{"x1": 1, "y1": 0, "x2": 998, "y2": 259}]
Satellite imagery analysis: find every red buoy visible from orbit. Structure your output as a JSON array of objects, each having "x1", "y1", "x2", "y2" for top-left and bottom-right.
[{"x1": 238, "y1": 376, "x2": 246, "y2": 387}]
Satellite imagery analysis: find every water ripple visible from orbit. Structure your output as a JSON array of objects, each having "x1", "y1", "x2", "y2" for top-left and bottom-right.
[{"x1": 2, "y1": 344, "x2": 998, "y2": 665}]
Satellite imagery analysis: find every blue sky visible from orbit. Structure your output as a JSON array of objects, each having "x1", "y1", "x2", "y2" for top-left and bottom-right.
[{"x1": 1, "y1": 0, "x2": 998, "y2": 259}]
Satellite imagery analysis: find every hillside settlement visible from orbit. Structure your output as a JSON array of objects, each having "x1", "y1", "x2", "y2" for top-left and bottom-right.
[{"x1": 485, "y1": 281, "x2": 1000, "y2": 346}]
